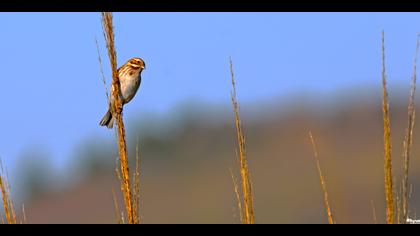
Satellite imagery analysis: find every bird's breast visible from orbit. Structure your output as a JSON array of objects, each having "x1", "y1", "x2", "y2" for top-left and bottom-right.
[{"x1": 120, "y1": 73, "x2": 141, "y2": 104}]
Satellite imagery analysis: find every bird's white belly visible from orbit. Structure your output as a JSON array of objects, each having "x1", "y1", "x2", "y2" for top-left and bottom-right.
[{"x1": 121, "y1": 73, "x2": 141, "y2": 104}]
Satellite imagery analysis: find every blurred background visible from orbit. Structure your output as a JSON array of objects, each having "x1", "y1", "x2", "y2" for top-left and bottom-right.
[{"x1": 1, "y1": 12, "x2": 420, "y2": 223}]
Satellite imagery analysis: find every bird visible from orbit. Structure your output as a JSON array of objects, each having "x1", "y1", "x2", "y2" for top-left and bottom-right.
[{"x1": 99, "y1": 57, "x2": 146, "y2": 129}]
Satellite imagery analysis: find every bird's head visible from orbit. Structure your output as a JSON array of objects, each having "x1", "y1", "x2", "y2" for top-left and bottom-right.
[{"x1": 128, "y1": 57, "x2": 146, "y2": 72}]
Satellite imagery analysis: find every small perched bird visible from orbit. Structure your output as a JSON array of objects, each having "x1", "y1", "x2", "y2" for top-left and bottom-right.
[{"x1": 100, "y1": 57, "x2": 146, "y2": 128}]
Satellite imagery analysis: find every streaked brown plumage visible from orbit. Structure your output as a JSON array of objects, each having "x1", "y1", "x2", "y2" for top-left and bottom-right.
[{"x1": 100, "y1": 57, "x2": 146, "y2": 128}]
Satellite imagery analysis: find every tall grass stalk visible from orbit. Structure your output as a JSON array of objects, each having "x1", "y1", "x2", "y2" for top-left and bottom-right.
[
  {"x1": 401, "y1": 34, "x2": 420, "y2": 224},
  {"x1": 308, "y1": 131, "x2": 334, "y2": 224},
  {"x1": 229, "y1": 57, "x2": 255, "y2": 224},
  {"x1": 21, "y1": 204, "x2": 26, "y2": 224},
  {"x1": 230, "y1": 169, "x2": 244, "y2": 223},
  {"x1": 371, "y1": 200, "x2": 378, "y2": 224},
  {"x1": 101, "y1": 12, "x2": 136, "y2": 224},
  {"x1": 95, "y1": 36, "x2": 109, "y2": 101},
  {"x1": 381, "y1": 31, "x2": 395, "y2": 224},
  {"x1": 112, "y1": 187, "x2": 123, "y2": 224},
  {"x1": 132, "y1": 138, "x2": 141, "y2": 224}
]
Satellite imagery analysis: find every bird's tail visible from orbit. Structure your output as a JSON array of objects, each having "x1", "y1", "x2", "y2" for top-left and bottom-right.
[{"x1": 99, "y1": 109, "x2": 114, "y2": 129}]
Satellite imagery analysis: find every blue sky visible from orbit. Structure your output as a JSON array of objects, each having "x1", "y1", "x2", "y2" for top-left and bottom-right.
[{"x1": 0, "y1": 12, "x2": 419, "y2": 176}]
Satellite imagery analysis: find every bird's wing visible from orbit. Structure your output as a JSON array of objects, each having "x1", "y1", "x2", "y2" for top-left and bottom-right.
[{"x1": 117, "y1": 65, "x2": 123, "y2": 75}]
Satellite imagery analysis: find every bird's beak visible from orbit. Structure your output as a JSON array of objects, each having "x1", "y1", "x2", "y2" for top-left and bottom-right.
[{"x1": 141, "y1": 65, "x2": 145, "y2": 70}]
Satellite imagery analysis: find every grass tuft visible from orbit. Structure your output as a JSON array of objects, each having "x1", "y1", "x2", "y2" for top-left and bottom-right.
[
  {"x1": 381, "y1": 31, "x2": 395, "y2": 224},
  {"x1": 0, "y1": 163, "x2": 16, "y2": 224},
  {"x1": 401, "y1": 33, "x2": 420, "y2": 224},
  {"x1": 229, "y1": 57, "x2": 255, "y2": 224}
]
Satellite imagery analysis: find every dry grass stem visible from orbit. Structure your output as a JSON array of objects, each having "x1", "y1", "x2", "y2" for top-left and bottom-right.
[
  {"x1": 309, "y1": 131, "x2": 334, "y2": 224},
  {"x1": 401, "y1": 33, "x2": 420, "y2": 223},
  {"x1": 230, "y1": 168, "x2": 244, "y2": 223},
  {"x1": 133, "y1": 138, "x2": 141, "y2": 224},
  {"x1": 396, "y1": 191, "x2": 401, "y2": 224},
  {"x1": 95, "y1": 36, "x2": 109, "y2": 101},
  {"x1": 101, "y1": 12, "x2": 135, "y2": 224},
  {"x1": 371, "y1": 200, "x2": 378, "y2": 224},
  {"x1": 381, "y1": 31, "x2": 395, "y2": 224},
  {"x1": 0, "y1": 176, "x2": 11, "y2": 224},
  {"x1": 0, "y1": 164, "x2": 16, "y2": 224},
  {"x1": 21, "y1": 204, "x2": 27, "y2": 224},
  {"x1": 229, "y1": 57, "x2": 255, "y2": 224},
  {"x1": 112, "y1": 187, "x2": 123, "y2": 224}
]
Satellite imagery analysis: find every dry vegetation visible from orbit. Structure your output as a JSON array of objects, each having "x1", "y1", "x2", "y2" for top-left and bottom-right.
[
  {"x1": 400, "y1": 33, "x2": 420, "y2": 224},
  {"x1": 0, "y1": 168, "x2": 16, "y2": 224},
  {"x1": 2, "y1": 16, "x2": 420, "y2": 224},
  {"x1": 0, "y1": 162, "x2": 26, "y2": 224},
  {"x1": 381, "y1": 31, "x2": 395, "y2": 224},
  {"x1": 309, "y1": 131, "x2": 334, "y2": 224},
  {"x1": 100, "y1": 12, "x2": 140, "y2": 224},
  {"x1": 229, "y1": 58, "x2": 255, "y2": 224},
  {"x1": 379, "y1": 31, "x2": 419, "y2": 224}
]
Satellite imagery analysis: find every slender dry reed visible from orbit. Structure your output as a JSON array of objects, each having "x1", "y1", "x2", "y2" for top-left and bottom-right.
[
  {"x1": 229, "y1": 57, "x2": 255, "y2": 224},
  {"x1": 230, "y1": 169, "x2": 244, "y2": 223},
  {"x1": 0, "y1": 175, "x2": 11, "y2": 224},
  {"x1": 397, "y1": 191, "x2": 401, "y2": 224},
  {"x1": 101, "y1": 12, "x2": 135, "y2": 224},
  {"x1": 401, "y1": 34, "x2": 420, "y2": 224},
  {"x1": 112, "y1": 187, "x2": 123, "y2": 224},
  {"x1": 21, "y1": 204, "x2": 27, "y2": 224},
  {"x1": 95, "y1": 36, "x2": 109, "y2": 101},
  {"x1": 0, "y1": 165, "x2": 16, "y2": 224},
  {"x1": 371, "y1": 200, "x2": 378, "y2": 224},
  {"x1": 132, "y1": 138, "x2": 141, "y2": 224},
  {"x1": 381, "y1": 31, "x2": 395, "y2": 224},
  {"x1": 308, "y1": 131, "x2": 334, "y2": 224}
]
